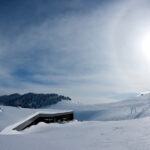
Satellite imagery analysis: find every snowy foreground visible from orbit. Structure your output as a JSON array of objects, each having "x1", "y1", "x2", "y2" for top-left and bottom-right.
[{"x1": 1, "y1": 94, "x2": 150, "y2": 150}]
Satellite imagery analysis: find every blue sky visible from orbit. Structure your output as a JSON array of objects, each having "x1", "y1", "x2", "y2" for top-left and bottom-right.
[{"x1": 1, "y1": 0, "x2": 150, "y2": 103}]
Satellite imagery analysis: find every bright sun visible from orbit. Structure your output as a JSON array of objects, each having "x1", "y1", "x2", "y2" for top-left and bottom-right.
[{"x1": 140, "y1": 33, "x2": 150, "y2": 60}]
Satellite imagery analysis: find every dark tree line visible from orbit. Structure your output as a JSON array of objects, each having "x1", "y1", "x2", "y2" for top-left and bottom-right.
[{"x1": 0, "y1": 93, "x2": 71, "y2": 108}]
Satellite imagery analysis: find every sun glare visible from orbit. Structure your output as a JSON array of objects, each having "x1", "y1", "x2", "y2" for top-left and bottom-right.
[{"x1": 140, "y1": 33, "x2": 150, "y2": 60}]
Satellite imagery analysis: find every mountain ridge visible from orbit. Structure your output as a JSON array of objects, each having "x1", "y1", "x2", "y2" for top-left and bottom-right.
[{"x1": 0, "y1": 93, "x2": 71, "y2": 108}]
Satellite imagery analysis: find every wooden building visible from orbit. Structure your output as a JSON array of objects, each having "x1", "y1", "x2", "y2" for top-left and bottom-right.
[{"x1": 13, "y1": 111, "x2": 74, "y2": 131}]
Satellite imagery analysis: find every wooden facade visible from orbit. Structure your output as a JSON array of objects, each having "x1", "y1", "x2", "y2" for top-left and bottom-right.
[{"x1": 13, "y1": 111, "x2": 74, "y2": 131}]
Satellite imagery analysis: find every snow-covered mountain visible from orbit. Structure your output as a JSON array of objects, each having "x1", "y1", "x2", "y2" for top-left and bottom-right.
[
  {"x1": 1, "y1": 93, "x2": 150, "y2": 130},
  {"x1": 1, "y1": 93, "x2": 150, "y2": 150},
  {"x1": 49, "y1": 93, "x2": 150, "y2": 121}
]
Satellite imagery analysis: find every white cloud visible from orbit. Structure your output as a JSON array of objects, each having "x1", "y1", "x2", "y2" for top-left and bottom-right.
[{"x1": 1, "y1": 0, "x2": 150, "y2": 103}]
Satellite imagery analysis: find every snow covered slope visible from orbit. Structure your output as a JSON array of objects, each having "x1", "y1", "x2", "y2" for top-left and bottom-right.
[
  {"x1": 1, "y1": 93, "x2": 150, "y2": 131},
  {"x1": 1, "y1": 116, "x2": 150, "y2": 150},
  {"x1": 1, "y1": 93, "x2": 150, "y2": 150},
  {"x1": 50, "y1": 93, "x2": 150, "y2": 121}
]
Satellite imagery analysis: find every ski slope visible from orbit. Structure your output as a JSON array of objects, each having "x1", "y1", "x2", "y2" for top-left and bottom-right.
[{"x1": 1, "y1": 93, "x2": 150, "y2": 150}]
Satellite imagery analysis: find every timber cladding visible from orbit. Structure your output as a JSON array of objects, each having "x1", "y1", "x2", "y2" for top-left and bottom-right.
[{"x1": 13, "y1": 111, "x2": 74, "y2": 131}]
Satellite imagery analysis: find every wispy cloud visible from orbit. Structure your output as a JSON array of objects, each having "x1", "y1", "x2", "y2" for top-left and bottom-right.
[{"x1": 0, "y1": 0, "x2": 150, "y2": 103}]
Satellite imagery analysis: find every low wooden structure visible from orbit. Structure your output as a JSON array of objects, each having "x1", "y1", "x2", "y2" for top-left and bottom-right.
[{"x1": 13, "y1": 111, "x2": 74, "y2": 131}]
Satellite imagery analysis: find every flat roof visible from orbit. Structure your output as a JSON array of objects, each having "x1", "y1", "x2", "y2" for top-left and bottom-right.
[{"x1": 13, "y1": 110, "x2": 73, "y2": 131}]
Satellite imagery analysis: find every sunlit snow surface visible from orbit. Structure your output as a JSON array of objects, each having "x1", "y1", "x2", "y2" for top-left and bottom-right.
[{"x1": 1, "y1": 94, "x2": 150, "y2": 150}]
